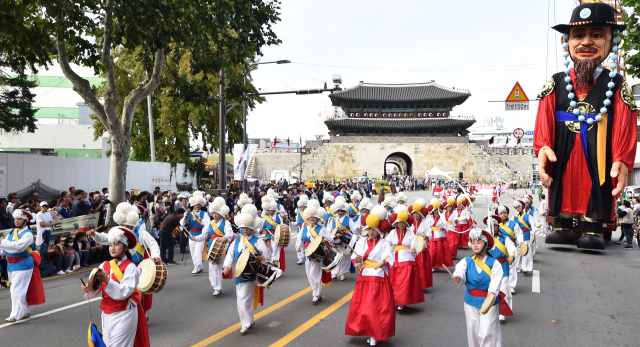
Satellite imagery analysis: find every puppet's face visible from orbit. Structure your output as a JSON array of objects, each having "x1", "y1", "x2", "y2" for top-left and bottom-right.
[{"x1": 567, "y1": 26, "x2": 612, "y2": 62}]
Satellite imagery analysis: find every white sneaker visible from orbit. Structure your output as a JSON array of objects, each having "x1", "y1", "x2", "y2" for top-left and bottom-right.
[
  {"x1": 240, "y1": 327, "x2": 248, "y2": 333},
  {"x1": 196, "y1": 268, "x2": 203, "y2": 274},
  {"x1": 517, "y1": 269, "x2": 522, "y2": 273},
  {"x1": 369, "y1": 336, "x2": 377, "y2": 346},
  {"x1": 499, "y1": 315, "x2": 505, "y2": 323},
  {"x1": 213, "y1": 290, "x2": 221, "y2": 296},
  {"x1": 192, "y1": 268, "x2": 199, "y2": 274},
  {"x1": 56, "y1": 271, "x2": 65, "y2": 275},
  {"x1": 312, "y1": 296, "x2": 319, "y2": 303},
  {"x1": 510, "y1": 287, "x2": 516, "y2": 294},
  {"x1": 339, "y1": 274, "x2": 346, "y2": 281},
  {"x1": 65, "y1": 269, "x2": 72, "y2": 274},
  {"x1": 297, "y1": 260, "x2": 304, "y2": 265}
]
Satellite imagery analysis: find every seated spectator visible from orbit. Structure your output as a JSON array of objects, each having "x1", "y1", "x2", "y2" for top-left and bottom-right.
[
  {"x1": 64, "y1": 236, "x2": 80, "y2": 271},
  {"x1": 58, "y1": 198, "x2": 75, "y2": 219},
  {"x1": 87, "y1": 233, "x2": 103, "y2": 265},
  {"x1": 48, "y1": 237, "x2": 69, "y2": 275},
  {"x1": 150, "y1": 220, "x2": 161, "y2": 241},
  {"x1": 154, "y1": 196, "x2": 166, "y2": 224},
  {"x1": 91, "y1": 192, "x2": 107, "y2": 226},
  {"x1": 73, "y1": 232, "x2": 90, "y2": 267},
  {"x1": 72, "y1": 190, "x2": 91, "y2": 216}
]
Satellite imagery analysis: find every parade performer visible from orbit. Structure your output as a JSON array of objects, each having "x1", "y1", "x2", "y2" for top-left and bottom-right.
[
  {"x1": 222, "y1": 208, "x2": 274, "y2": 334},
  {"x1": 452, "y1": 199, "x2": 471, "y2": 249},
  {"x1": 396, "y1": 192, "x2": 408, "y2": 207},
  {"x1": 263, "y1": 200, "x2": 286, "y2": 271},
  {"x1": 0, "y1": 209, "x2": 45, "y2": 323},
  {"x1": 428, "y1": 202, "x2": 454, "y2": 272},
  {"x1": 193, "y1": 201, "x2": 233, "y2": 296},
  {"x1": 90, "y1": 202, "x2": 162, "y2": 319},
  {"x1": 322, "y1": 192, "x2": 335, "y2": 222},
  {"x1": 452, "y1": 228, "x2": 506, "y2": 347},
  {"x1": 351, "y1": 197, "x2": 371, "y2": 228},
  {"x1": 433, "y1": 185, "x2": 443, "y2": 200},
  {"x1": 485, "y1": 215, "x2": 516, "y2": 324},
  {"x1": 444, "y1": 185, "x2": 454, "y2": 201},
  {"x1": 512, "y1": 200, "x2": 538, "y2": 275},
  {"x1": 267, "y1": 189, "x2": 287, "y2": 219},
  {"x1": 348, "y1": 191, "x2": 362, "y2": 218},
  {"x1": 408, "y1": 200, "x2": 432, "y2": 289},
  {"x1": 536, "y1": 2, "x2": 637, "y2": 250},
  {"x1": 444, "y1": 199, "x2": 459, "y2": 258},
  {"x1": 496, "y1": 206, "x2": 520, "y2": 294},
  {"x1": 492, "y1": 187, "x2": 498, "y2": 209},
  {"x1": 82, "y1": 226, "x2": 150, "y2": 347},
  {"x1": 290, "y1": 195, "x2": 309, "y2": 265},
  {"x1": 181, "y1": 192, "x2": 210, "y2": 274},
  {"x1": 328, "y1": 199, "x2": 357, "y2": 281},
  {"x1": 387, "y1": 210, "x2": 424, "y2": 310},
  {"x1": 522, "y1": 196, "x2": 539, "y2": 258},
  {"x1": 382, "y1": 197, "x2": 395, "y2": 219},
  {"x1": 345, "y1": 213, "x2": 394, "y2": 346},
  {"x1": 295, "y1": 206, "x2": 331, "y2": 303}
]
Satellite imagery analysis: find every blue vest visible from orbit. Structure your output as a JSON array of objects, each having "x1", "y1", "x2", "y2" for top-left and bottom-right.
[
  {"x1": 324, "y1": 208, "x2": 334, "y2": 221},
  {"x1": 463, "y1": 256, "x2": 499, "y2": 309},
  {"x1": 527, "y1": 206, "x2": 536, "y2": 218},
  {"x1": 6, "y1": 228, "x2": 35, "y2": 272},
  {"x1": 488, "y1": 236, "x2": 509, "y2": 278},
  {"x1": 234, "y1": 236, "x2": 259, "y2": 284},
  {"x1": 348, "y1": 203, "x2": 360, "y2": 215},
  {"x1": 515, "y1": 214, "x2": 532, "y2": 241},
  {"x1": 188, "y1": 210, "x2": 206, "y2": 236},
  {"x1": 302, "y1": 225, "x2": 323, "y2": 245},
  {"x1": 131, "y1": 222, "x2": 147, "y2": 264},
  {"x1": 263, "y1": 214, "x2": 281, "y2": 240},
  {"x1": 332, "y1": 216, "x2": 351, "y2": 232},
  {"x1": 206, "y1": 219, "x2": 227, "y2": 251},
  {"x1": 297, "y1": 212, "x2": 305, "y2": 225},
  {"x1": 499, "y1": 221, "x2": 518, "y2": 243}
]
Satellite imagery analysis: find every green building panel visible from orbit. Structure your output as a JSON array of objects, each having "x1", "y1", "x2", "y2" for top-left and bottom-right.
[
  {"x1": 10, "y1": 75, "x2": 105, "y2": 88},
  {"x1": 54, "y1": 149, "x2": 102, "y2": 158},
  {"x1": 34, "y1": 107, "x2": 79, "y2": 119}
]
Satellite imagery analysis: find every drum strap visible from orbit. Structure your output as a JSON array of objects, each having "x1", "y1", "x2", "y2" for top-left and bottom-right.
[
  {"x1": 326, "y1": 207, "x2": 334, "y2": 215},
  {"x1": 242, "y1": 236, "x2": 258, "y2": 253},
  {"x1": 300, "y1": 213, "x2": 308, "y2": 224},
  {"x1": 191, "y1": 211, "x2": 204, "y2": 227},
  {"x1": 516, "y1": 214, "x2": 530, "y2": 230},
  {"x1": 499, "y1": 223, "x2": 517, "y2": 240},
  {"x1": 12, "y1": 228, "x2": 39, "y2": 257},
  {"x1": 264, "y1": 215, "x2": 278, "y2": 228},
  {"x1": 309, "y1": 226, "x2": 320, "y2": 238},
  {"x1": 472, "y1": 255, "x2": 492, "y2": 278},
  {"x1": 335, "y1": 217, "x2": 350, "y2": 232},
  {"x1": 349, "y1": 203, "x2": 359, "y2": 214},
  {"x1": 494, "y1": 238, "x2": 511, "y2": 264},
  {"x1": 212, "y1": 221, "x2": 225, "y2": 237}
]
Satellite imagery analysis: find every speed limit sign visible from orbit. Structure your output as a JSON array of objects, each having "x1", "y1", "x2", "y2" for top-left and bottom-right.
[{"x1": 513, "y1": 128, "x2": 525, "y2": 139}]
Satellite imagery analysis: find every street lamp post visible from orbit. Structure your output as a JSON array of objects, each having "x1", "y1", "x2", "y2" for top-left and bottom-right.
[{"x1": 242, "y1": 60, "x2": 290, "y2": 193}]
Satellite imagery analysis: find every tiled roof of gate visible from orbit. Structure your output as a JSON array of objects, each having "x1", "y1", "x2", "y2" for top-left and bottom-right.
[
  {"x1": 324, "y1": 117, "x2": 476, "y2": 131},
  {"x1": 329, "y1": 82, "x2": 471, "y2": 104}
]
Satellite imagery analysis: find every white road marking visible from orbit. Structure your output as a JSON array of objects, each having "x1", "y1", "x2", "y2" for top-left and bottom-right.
[
  {"x1": 532, "y1": 270, "x2": 540, "y2": 293},
  {"x1": 0, "y1": 297, "x2": 102, "y2": 329}
]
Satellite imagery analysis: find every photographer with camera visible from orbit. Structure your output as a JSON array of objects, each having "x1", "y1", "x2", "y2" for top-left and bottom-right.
[{"x1": 91, "y1": 192, "x2": 109, "y2": 226}]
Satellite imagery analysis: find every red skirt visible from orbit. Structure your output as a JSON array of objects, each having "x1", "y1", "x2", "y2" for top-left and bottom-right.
[
  {"x1": 446, "y1": 231, "x2": 460, "y2": 257},
  {"x1": 279, "y1": 247, "x2": 286, "y2": 272},
  {"x1": 457, "y1": 225, "x2": 470, "y2": 247},
  {"x1": 345, "y1": 276, "x2": 395, "y2": 341},
  {"x1": 389, "y1": 261, "x2": 425, "y2": 306},
  {"x1": 429, "y1": 238, "x2": 454, "y2": 268},
  {"x1": 414, "y1": 250, "x2": 433, "y2": 289}
]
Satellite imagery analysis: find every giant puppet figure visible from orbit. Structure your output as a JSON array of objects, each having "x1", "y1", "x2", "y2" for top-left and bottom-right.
[{"x1": 535, "y1": 3, "x2": 637, "y2": 250}]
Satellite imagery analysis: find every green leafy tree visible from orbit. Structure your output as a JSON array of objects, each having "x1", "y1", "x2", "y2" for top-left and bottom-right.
[
  {"x1": 0, "y1": 0, "x2": 280, "y2": 225},
  {"x1": 0, "y1": 65, "x2": 37, "y2": 133},
  {"x1": 622, "y1": 1, "x2": 640, "y2": 78}
]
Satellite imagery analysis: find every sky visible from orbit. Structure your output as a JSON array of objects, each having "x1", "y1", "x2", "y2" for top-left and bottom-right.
[{"x1": 247, "y1": 0, "x2": 637, "y2": 142}]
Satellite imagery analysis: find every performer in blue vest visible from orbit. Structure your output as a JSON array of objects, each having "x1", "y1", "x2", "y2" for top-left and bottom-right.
[
  {"x1": 496, "y1": 205, "x2": 521, "y2": 295},
  {"x1": 522, "y1": 196, "x2": 540, "y2": 258},
  {"x1": 511, "y1": 200, "x2": 538, "y2": 275},
  {"x1": 322, "y1": 192, "x2": 335, "y2": 222},
  {"x1": 181, "y1": 192, "x2": 210, "y2": 274},
  {"x1": 452, "y1": 228, "x2": 504, "y2": 347},
  {"x1": 223, "y1": 209, "x2": 274, "y2": 334},
  {"x1": 485, "y1": 215, "x2": 516, "y2": 324},
  {"x1": 289, "y1": 195, "x2": 309, "y2": 265},
  {"x1": 0, "y1": 209, "x2": 45, "y2": 322},
  {"x1": 328, "y1": 200, "x2": 358, "y2": 281},
  {"x1": 348, "y1": 190, "x2": 362, "y2": 218},
  {"x1": 263, "y1": 200, "x2": 285, "y2": 271},
  {"x1": 193, "y1": 201, "x2": 232, "y2": 296},
  {"x1": 295, "y1": 205, "x2": 332, "y2": 303}
]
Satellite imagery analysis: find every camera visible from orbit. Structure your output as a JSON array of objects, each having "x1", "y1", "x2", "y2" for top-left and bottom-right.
[{"x1": 103, "y1": 198, "x2": 112, "y2": 205}]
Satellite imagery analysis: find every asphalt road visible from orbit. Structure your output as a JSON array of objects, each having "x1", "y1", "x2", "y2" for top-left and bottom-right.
[{"x1": 2, "y1": 189, "x2": 640, "y2": 346}]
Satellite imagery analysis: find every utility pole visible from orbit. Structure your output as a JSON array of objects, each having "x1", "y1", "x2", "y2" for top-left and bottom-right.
[
  {"x1": 242, "y1": 74, "x2": 248, "y2": 193},
  {"x1": 219, "y1": 52, "x2": 226, "y2": 190}
]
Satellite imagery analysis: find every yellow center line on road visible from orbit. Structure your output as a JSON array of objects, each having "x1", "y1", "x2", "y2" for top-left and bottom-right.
[
  {"x1": 269, "y1": 291, "x2": 353, "y2": 347},
  {"x1": 191, "y1": 286, "x2": 313, "y2": 347}
]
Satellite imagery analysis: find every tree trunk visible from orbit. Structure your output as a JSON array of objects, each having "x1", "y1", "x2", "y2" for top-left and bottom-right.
[{"x1": 105, "y1": 130, "x2": 130, "y2": 226}]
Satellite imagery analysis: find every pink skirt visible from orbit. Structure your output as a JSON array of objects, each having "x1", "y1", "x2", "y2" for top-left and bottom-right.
[
  {"x1": 345, "y1": 275, "x2": 395, "y2": 341},
  {"x1": 389, "y1": 261, "x2": 425, "y2": 306}
]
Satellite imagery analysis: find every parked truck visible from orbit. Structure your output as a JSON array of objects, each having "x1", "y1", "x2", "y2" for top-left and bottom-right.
[{"x1": 270, "y1": 170, "x2": 299, "y2": 184}]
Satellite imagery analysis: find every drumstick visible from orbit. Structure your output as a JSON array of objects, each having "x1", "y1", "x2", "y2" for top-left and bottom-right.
[
  {"x1": 442, "y1": 264, "x2": 454, "y2": 276},
  {"x1": 374, "y1": 255, "x2": 390, "y2": 270},
  {"x1": 77, "y1": 272, "x2": 86, "y2": 286}
]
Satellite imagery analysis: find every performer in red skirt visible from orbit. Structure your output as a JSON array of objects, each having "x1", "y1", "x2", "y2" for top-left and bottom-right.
[
  {"x1": 444, "y1": 199, "x2": 459, "y2": 258},
  {"x1": 346, "y1": 214, "x2": 394, "y2": 346},
  {"x1": 409, "y1": 200, "x2": 432, "y2": 290},
  {"x1": 427, "y1": 204, "x2": 454, "y2": 272},
  {"x1": 386, "y1": 210, "x2": 424, "y2": 310},
  {"x1": 452, "y1": 199, "x2": 471, "y2": 249}
]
